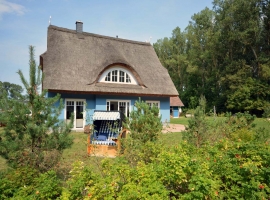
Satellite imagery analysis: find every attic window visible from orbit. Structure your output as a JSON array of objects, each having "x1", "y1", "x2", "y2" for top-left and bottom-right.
[{"x1": 99, "y1": 67, "x2": 138, "y2": 85}]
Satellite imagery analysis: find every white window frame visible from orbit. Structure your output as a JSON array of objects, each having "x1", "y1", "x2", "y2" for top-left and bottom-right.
[
  {"x1": 146, "y1": 100, "x2": 160, "y2": 116},
  {"x1": 98, "y1": 67, "x2": 138, "y2": 85},
  {"x1": 106, "y1": 99, "x2": 131, "y2": 117},
  {"x1": 146, "y1": 101, "x2": 160, "y2": 108},
  {"x1": 64, "y1": 99, "x2": 86, "y2": 130}
]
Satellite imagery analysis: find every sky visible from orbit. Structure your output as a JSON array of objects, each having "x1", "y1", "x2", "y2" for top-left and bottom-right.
[{"x1": 0, "y1": 0, "x2": 213, "y2": 88}]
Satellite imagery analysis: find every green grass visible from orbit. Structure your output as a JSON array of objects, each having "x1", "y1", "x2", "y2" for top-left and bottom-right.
[
  {"x1": 170, "y1": 117, "x2": 189, "y2": 125},
  {"x1": 170, "y1": 116, "x2": 227, "y2": 125},
  {"x1": 159, "y1": 132, "x2": 182, "y2": 147},
  {"x1": 170, "y1": 116, "x2": 270, "y2": 131},
  {"x1": 253, "y1": 118, "x2": 270, "y2": 130},
  {"x1": 57, "y1": 132, "x2": 104, "y2": 179}
]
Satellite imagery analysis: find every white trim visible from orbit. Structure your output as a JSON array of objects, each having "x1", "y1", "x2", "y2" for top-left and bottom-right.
[
  {"x1": 98, "y1": 66, "x2": 138, "y2": 85},
  {"x1": 64, "y1": 99, "x2": 86, "y2": 130}
]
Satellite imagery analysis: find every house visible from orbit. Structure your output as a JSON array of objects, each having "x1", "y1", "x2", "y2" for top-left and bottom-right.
[
  {"x1": 170, "y1": 96, "x2": 184, "y2": 118},
  {"x1": 40, "y1": 21, "x2": 179, "y2": 131}
]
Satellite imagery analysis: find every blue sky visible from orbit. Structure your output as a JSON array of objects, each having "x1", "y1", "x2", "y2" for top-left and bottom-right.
[{"x1": 0, "y1": 0, "x2": 213, "y2": 88}]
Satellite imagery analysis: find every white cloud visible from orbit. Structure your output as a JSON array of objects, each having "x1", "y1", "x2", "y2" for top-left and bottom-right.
[{"x1": 0, "y1": 0, "x2": 26, "y2": 19}]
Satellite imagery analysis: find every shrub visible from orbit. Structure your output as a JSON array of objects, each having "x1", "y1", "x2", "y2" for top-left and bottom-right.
[
  {"x1": 121, "y1": 99, "x2": 163, "y2": 165},
  {"x1": 0, "y1": 167, "x2": 62, "y2": 199},
  {"x1": 263, "y1": 105, "x2": 270, "y2": 118}
]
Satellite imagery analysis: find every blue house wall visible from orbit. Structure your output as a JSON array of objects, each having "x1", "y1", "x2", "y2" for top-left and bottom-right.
[{"x1": 48, "y1": 92, "x2": 170, "y2": 127}]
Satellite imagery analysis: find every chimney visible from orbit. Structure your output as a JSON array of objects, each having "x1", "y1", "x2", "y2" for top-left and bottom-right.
[{"x1": 76, "y1": 21, "x2": 83, "y2": 33}]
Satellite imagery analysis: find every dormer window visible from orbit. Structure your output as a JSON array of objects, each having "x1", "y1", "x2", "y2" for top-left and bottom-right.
[{"x1": 99, "y1": 67, "x2": 138, "y2": 85}]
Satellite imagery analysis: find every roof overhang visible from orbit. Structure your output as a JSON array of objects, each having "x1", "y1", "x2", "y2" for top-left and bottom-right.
[{"x1": 47, "y1": 89, "x2": 178, "y2": 97}]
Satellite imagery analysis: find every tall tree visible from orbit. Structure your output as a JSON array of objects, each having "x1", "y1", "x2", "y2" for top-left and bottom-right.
[
  {"x1": 0, "y1": 46, "x2": 73, "y2": 172},
  {"x1": 213, "y1": 0, "x2": 270, "y2": 114},
  {"x1": 0, "y1": 81, "x2": 23, "y2": 100},
  {"x1": 154, "y1": 0, "x2": 270, "y2": 114}
]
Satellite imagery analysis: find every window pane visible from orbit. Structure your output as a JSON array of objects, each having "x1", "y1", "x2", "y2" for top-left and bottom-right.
[
  {"x1": 107, "y1": 102, "x2": 110, "y2": 111},
  {"x1": 127, "y1": 102, "x2": 130, "y2": 117},
  {"x1": 112, "y1": 70, "x2": 118, "y2": 82},
  {"x1": 119, "y1": 102, "x2": 126, "y2": 115},
  {"x1": 119, "y1": 71, "x2": 125, "y2": 82},
  {"x1": 66, "y1": 104, "x2": 74, "y2": 119},
  {"x1": 76, "y1": 105, "x2": 83, "y2": 119},
  {"x1": 105, "y1": 72, "x2": 111, "y2": 81},
  {"x1": 126, "y1": 74, "x2": 131, "y2": 83}
]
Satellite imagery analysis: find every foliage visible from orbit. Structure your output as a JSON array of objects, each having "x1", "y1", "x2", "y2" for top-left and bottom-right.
[
  {"x1": 182, "y1": 96, "x2": 210, "y2": 147},
  {"x1": 183, "y1": 93, "x2": 261, "y2": 146},
  {"x1": 0, "y1": 112, "x2": 269, "y2": 199},
  {"x1": 125, "y1": 98, "x2": 162, "y2": 142},
  {"x1": 153, "y1": 0, "x2": 270, "y2": 115},
  {"x1": 209, "y1": 140, "x2": 270, "y2": 199},
  {"x1": 0, "y1": 46, "x2": 73, "y2": 172},
  {"x1": 0, "y1": 81, "x2": 23, "y2": 100},
  {"x1": 60, "y1": 161, "x2": 96, "y2": 200},
  {"x1": 57, "y1": 140, "x2": 270, "y2": 199},
  {"x1": 0, "y1": 167, "x2": 62, "y2": 199},
  {"x1": 61, "y1": 157, "x2": 169, "y2": 200},
  {"x1": 263, "y1": 105, "x2": 270, "y2": 118},
  {"x1": 122, "y1": 99, "x2": 163, "y2": 165}
]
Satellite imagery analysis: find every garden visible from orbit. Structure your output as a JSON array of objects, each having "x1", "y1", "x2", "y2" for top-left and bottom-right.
[{"x1": 0, "y1": 104, "x2": 269, "y2": 199}]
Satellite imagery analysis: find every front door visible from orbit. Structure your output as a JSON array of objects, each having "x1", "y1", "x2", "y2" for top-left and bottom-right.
[{"x1": 66, "y1": 100, "x2": 84, "y2": 128}]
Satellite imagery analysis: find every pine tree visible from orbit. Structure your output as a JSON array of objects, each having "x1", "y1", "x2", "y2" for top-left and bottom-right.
[
  {"x1": 121, "y1": 99, "x2": 163, "y2": 165},
  {"x1": 126, "y1": 98, "x2": 162, "y2": 143},
  {"x1": 0, "y1": 46, "x2": 73, "y2": 172}
]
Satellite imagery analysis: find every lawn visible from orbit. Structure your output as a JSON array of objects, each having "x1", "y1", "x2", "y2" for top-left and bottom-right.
[
  {"x1": 159, "y1": 132, "x2": 182, "y2": 146},
  {"x1": 53, "y1": 132, "x2": 105, "y2": 179},
  {"x1": 170, "y1": 116, "x2": 270, "y2": 130}
]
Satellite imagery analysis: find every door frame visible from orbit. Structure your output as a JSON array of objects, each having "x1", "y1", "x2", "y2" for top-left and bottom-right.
[{"x1": 64, "y1": 99, "x2": 86, "y2": 130}]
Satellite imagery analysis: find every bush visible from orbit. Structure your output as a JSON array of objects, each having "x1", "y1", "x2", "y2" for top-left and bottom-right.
[
  {"x1": 0, "y1": 167, "x2": 62, "y2": 199},
  {"x1": 59, "y1": 139, "x2": 270, "y2": 199},
  {"x1": 263, "y1": 106, "x2": 270, "y2": 118}
]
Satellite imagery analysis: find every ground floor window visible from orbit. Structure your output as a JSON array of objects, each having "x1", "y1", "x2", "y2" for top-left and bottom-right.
[
  {"x1": 146, "y1": 101, "x2": 160, "y2": 108},
  {"x1": 106, "y1": 100, "x2": 130, "y2": 117},
  {"x1": 146, "y1": 100, "x2": 160, "y2": 116},
  {"x1": 66, "y1": 99, "x2": 85, "y2": 128}
]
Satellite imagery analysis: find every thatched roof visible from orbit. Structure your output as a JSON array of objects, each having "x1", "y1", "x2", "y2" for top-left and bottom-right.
[
  {"x1": 170, "y1": 96, "x2": 184, "y2": 107},
  {"x1": 41, "y1": 25, "x2": 178, "y2": 97}
]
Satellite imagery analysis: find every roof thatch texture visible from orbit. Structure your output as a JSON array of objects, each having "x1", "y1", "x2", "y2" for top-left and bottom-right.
[
  {"x1": 41, "y1": 25, "x2": 178, "y2": 96},
  {"x1": 170, "y1": 96, "x2": 184, "y2": 107}
]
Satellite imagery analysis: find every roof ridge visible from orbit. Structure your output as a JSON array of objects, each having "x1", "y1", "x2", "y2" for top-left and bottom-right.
[{"x1": 49, "y1": 25, "x2": 152, "y2": 46}]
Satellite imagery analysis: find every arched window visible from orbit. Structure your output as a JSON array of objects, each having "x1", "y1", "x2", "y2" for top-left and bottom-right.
[{"x1": 99, "y1": 67, "x2": 138, "y2": 85}]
